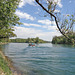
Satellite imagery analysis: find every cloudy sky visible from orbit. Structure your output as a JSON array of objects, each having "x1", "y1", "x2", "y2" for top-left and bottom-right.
[{"x1": 13, "y1": 0, "x2": 75, "y2": 41}]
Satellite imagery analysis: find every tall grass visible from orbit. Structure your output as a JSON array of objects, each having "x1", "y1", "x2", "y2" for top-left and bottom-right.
[{"x1": 0, "y1": 53, "x2": 12, "y2": 75}]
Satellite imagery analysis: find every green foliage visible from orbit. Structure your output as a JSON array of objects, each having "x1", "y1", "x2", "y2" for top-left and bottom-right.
[
  {"x1": 47, "y1": 0, "x2": 57, "y2": 13},
  {"x1": 0, "y1": 54, "x2": 12, "y2": 75},
  {"x1": 10, "y1": 37, "x2": 49, "y2": 43},
  {"x1": 0, "y1": 0, "x2": 21, "y2": 40},
  {"x1": 35, "y1": 37, "x2": 39, "y2": 43},
  {"x1": 61, "y1": 14, "x2": 75, "y2": 35},
  {"x1": 52, "y1": 33, "x2": 75, "y2": 45},
  {"x1": 0, "y1": 28, "x2": 16, "y2": 39}
]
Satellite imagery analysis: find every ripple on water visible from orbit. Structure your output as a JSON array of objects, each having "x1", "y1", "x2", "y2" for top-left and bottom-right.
[{"x1": 1, "y1": 43, "x2": 75, "y2": 75}]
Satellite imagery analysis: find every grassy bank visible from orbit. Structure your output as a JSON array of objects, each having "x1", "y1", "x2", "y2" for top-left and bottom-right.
[
  {"x1": 0, "y1": 42, "x2": 8, "y2": 45},
  {"x1": 0, "y1": 47, "x2": 24, "y2": 75},
  {"x1": 0, "y1": 51, "x2": 12, "y2": 75}
]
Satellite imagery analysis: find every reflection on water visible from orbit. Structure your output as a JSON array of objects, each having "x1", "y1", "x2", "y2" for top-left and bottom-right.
[{"x1": 0, "y1": 43, "x2": 75, "y2": 75}]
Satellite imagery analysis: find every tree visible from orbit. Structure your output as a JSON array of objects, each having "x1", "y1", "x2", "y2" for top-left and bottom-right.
[
  {"x1": 0, "y1": 0, "x2": 21, "y2": 40},
  {"x1": 35, "y1": 37, "x2": 39, "y2": 43},
  {"x1": 26, "y1": 38, "x2": 31, "y2": 43},
  {"x1": 35, "y1": 0, "x2": 75, "y2": 44},
  {"x1": 52, "y1": 34, "x2": 75, "y2": 44}
]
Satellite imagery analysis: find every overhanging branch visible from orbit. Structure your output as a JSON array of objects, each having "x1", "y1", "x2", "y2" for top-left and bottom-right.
[{"x1": 35, "y1": 0, "x2": 71, "y2": 40}]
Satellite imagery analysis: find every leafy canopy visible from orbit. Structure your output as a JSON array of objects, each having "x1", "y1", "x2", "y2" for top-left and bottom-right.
[{"x1": 0, "y1": 0, "x2": 21, "y2": 38}]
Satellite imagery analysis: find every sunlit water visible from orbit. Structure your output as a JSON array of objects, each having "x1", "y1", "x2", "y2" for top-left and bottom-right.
[{"x1": 0, "y1": 43, "x2": 75, "y2": 75}]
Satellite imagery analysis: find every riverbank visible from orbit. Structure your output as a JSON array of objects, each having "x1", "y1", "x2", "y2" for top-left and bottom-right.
[
  {"x1": 0, "y1": 48, "x2": 24, "y2": 75},
  {"x1": 0, "y1": 50, "x2": 12, "y2": 75},
  {"x1": 0, "y1": 42, "x2": 9, "y2": 45},
  {"x1": 52, "y1": 35, "x2": 75, "y2": 45}
]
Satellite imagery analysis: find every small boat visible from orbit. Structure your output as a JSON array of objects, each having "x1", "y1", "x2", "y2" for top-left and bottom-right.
[{"x1": 28, "y1": 43, "x2": 35, "y2": 47}]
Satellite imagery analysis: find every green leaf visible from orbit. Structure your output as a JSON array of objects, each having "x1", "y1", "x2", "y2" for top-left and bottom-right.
[{"x1": 0, "y1": 0, "x2": 21, "y2": 38}]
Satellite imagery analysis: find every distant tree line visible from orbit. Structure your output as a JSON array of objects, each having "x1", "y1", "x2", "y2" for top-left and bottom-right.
[
  {"x1": 52, "y1": 33, "x2": 75, "y2": 45},
  {"x1": 10, "y1": 37, "x2": 49, "y2": 43}
]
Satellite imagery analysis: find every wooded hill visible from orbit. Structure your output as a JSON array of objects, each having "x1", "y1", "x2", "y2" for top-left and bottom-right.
[{"x1": 10, "y1": 37, "x2": 50, "y2": 43}]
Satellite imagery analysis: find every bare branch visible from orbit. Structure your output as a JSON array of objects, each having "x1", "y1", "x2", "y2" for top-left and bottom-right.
[{"x1": 35, "y1": 0, "x2": 71, "y2": 40}]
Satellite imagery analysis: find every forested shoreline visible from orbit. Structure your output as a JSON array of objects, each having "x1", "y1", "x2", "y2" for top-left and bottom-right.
[
  {"x1": 52, "y1": 34, "x2": 75, "y2": 45},
  {"x1": 10, "y1": 37, "x2": 50, "y2": 43}
]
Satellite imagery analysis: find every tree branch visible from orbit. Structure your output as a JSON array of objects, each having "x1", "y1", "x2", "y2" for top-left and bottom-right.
[{"x1": 35, "y1": 0, "x2": 70, "y2": 39}]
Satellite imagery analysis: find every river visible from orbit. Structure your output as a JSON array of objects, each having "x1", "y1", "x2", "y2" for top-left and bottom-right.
[{"x1": 0, "y1": 43, "x2": 75, "y2": 75}]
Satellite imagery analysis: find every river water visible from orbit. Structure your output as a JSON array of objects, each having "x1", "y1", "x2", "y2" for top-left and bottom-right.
[{"x1": 0, "y1": 43, "x2": 75, "y2": 75}]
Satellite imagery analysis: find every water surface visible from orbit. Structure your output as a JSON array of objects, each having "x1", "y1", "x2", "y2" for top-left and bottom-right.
[{"x1": 0, "y1": 43, "x2": 75, "y2": 75}]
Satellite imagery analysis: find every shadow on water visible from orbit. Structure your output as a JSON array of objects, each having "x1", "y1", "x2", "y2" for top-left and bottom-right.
[{"x1": 52, "y1": 43, "x2": 75, "y2": 48}]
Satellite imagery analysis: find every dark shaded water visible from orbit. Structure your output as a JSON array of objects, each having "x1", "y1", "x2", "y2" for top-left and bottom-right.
[{"x1": 0, "y1": 43, "x2": 75, "y2": 75}]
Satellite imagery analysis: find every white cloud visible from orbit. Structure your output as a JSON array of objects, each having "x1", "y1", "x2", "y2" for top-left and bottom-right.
[
  {"x1": 47, "y1": 25, "x2": 57, "y2": 30},
  {"x1": 57, "y1": 0, "x2": 62, "y2": 8},
  {"x1": 23, "y1": 23, "x2": 41, "y2": 27},
  {"x1": 18, "y1": 0, "x2": 24, "y2": 8},
  {"x1": 18, "y1": 0, "x2": 62, "y2": 8},
  {"x1": 69, "y1": 1, "x2": 72, "y2": 3},
  {"x1": 23, "y1": 22, "x2": 57, "y2": 31},
  {"x1": 15, "y1": 10, "x2": 35, "y2": 21},
  {"x1": 13, "y1": 26, "x2": 61, "y2": 41},
  {"x1": 38, "y1": 19, "x2": 56, "y2": 25},
  {"x1": 19, "y1": 0, "x2": 35, "y2": 8},
  {"x1": 19, "y1": 0, "x2": 62, "y2": 8},
  {"x1": 54, "y1": 9, "x2": 60, "y2": 13},
  {"x1": 47, "y1": 0, "x2": 62, "y2": 8},
  {"x1": 42, "y1": 25, "x2": 57, "y2": 31}
]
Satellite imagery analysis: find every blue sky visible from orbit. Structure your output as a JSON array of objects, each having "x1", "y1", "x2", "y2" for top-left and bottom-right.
[{"x1": 13, "y1": 0, "x2": 75, "y2": 41}]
